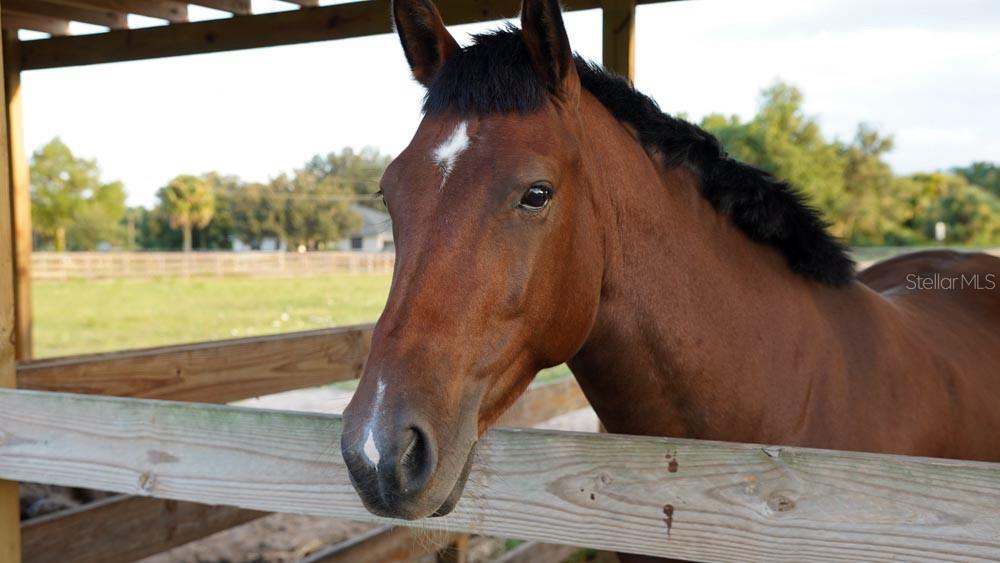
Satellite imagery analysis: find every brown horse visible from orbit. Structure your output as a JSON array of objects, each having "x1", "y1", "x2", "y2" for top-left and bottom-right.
[{"x1": 341, "y1": 0, "x2": 1000, "y2": 556}]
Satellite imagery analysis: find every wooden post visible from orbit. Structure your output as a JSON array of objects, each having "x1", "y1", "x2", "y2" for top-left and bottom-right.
[
  {"x1": 0, "y1": 14, "x2": 24, "y2": 563},
  {"x1": 2, "y1": 30, "x2": 30, "y2": 360},
  {"x1": 601, "y1": 0, "x2": 636, "y2": 80}
]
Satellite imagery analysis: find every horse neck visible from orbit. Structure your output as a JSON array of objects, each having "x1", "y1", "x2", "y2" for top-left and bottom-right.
[{"x1": 570, "y1": 100, "x2": 873, "y2": 442}]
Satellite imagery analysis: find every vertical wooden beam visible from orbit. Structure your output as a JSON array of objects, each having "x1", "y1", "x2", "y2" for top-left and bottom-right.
[
  {"x1": 2, "y1": 31, "x2": 28, "y2": 361},
  {"x1": 601, "y1": 0, "x2": 636, "y2": 80},
  {"x1": 0, "y1": 10, "x2": 24, "y2": 563}
]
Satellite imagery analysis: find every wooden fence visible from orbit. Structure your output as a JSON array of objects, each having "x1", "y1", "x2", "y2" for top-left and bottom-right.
[
  {"x1": 2, "y1": 325, "x2": 1000, "y2": 561},
  {"x1": 31, "y1": 251, "x2": 395, "y2": 280},
  {"x1": 2, "y1": 387, "x2": 999, "y2": 562},
  {"x1": 10, "y1": 325, "x2": 597, "y2": 562}
]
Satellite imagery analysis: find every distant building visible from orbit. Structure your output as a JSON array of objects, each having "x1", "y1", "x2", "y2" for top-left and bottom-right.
[{"x1": 336, "y1": 204, "x2": 394, "y2": 252}]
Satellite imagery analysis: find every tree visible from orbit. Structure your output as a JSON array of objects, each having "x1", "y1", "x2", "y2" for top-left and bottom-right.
[
  {"x1": 701, "y1": 82, "x2": 847, "y2": 235},
  {"x1": 899, "y1": 173, "x2": 1000, "y2": 245},
  {"x1": 269, "y1": 169, "x2": 361, "y2": 250},
  {"x1": 952, "y1": 162, "x2": 1000, "y2": 198},
  {"x1": 30, "y1": 138, "x2": 127, "y2": 251},
  {"x1": 158, "y1": 174, "x2": 215, "y2": 252},
  {"x1": 304, "y1": 147, "x2": 391, "y2": 210}
]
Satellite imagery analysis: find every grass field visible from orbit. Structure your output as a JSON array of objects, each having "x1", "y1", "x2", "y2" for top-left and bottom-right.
[
  {"x1": 32, "y1": 273, "x2": 573, "y2": 381},
  {"x1": 33, "y1": 274, "x2": 393, "y2": 358}
]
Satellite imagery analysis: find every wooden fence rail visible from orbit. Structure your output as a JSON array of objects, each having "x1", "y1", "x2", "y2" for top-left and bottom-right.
[
  {"x1": 1, "y1": 390, "x2": 998, "y2": 562},
  {"x1": 31, "y1": 251, "x2": 395, "y2": 280},
  {"x1": 16, "y1": 325, "x2": 374, "y2": 402}
]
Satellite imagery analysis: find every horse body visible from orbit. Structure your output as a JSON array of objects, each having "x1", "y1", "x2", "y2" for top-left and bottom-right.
[
  {"x1": 340, "y1": 0, "x2": 1000, "y2": 558},
  {"x1": 566, "y1": 93, "x2": 1000, "y2": 460}
]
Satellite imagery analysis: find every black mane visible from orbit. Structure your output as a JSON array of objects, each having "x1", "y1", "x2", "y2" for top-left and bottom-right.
[{"x1": 425, "y1": 29, "x2": 855, "y2": 287}]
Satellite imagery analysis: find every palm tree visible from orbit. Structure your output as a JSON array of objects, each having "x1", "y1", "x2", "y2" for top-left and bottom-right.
[{"x1": 159, "y1": 175, "x2": 215, "y2": 252}]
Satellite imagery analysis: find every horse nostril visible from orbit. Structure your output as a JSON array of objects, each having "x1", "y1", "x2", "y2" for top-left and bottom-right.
[{"x1": 397, "y1": 425, "x2": 434, "y2": 492}]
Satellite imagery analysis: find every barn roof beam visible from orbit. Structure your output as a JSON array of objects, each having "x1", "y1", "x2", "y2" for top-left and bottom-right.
[
  {"x1": 3, "y1": 0, "x2": 128, "y2": 30},
  {"x1": 45, "y1": 0, "x2": 188, "y2": 23},
  {"x1": 1, "y1": 12, "x2": 71, "y2": 37},
  {"x1": 18, "y1": 0, "x2": 683, "y2": 71},
  {"x1": 189, "y1": 0, "x2": 253, "y2": 15}
]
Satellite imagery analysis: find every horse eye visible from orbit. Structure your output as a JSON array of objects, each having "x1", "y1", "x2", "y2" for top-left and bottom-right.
[{"x1": 518, "y1": 184, "x2": 552, "y2": 211}]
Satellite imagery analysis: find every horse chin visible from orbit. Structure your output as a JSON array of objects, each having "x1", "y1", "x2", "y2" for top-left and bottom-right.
[{"x1": 431, "y1": 443, "x2": 476, "y2": 517}]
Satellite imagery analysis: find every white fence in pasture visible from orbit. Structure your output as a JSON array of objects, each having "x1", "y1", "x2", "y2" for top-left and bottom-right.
[{"x1": 31, "y1": 251, "x2": 395, "y2": 280}]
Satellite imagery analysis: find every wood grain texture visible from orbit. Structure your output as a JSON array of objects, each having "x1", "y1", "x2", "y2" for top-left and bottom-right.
[
  {"x1": 3, "y1": 32, "x2": 30, "y2": 361},
  {"x1": 301, "y1": 525, "x2": 460, "y2": 563},
  {"x1": 497, "y1": 378, "x2": 588, "y2": 428},
  {"x1": 1, "y1": 390, "x2": 998, "y2": 562},
  {"x1": 2, "y1": 0, "x2": 126, "y2": 29},
  {"x1": 1, "y1": 12, "x2": 70, "y2": 36},
  {"x1": 15, "y1": 374, "x2": 583, "y2": 563},
  {"x1": 21, "y1": 495, "x2": 264, "y2": 563},
  {"x1": 189, "y1": 0, "x2": 251, "y2": 15},
  {"x1": 16, "y1": 325, "x2": 373, "y2": 403},
  {"x1": 306, "y1": 379, "x2": 588, "y2": 563},
  {"x1": 46, "y1": 0, "x2": 187, "y2": 22},
  {"x1": 494, "y1": 541, "x2": 577, "y2": 563},
  {"x1": 601, "y1": 0, "x2": 635, "y2": 79},
  {"x1": 0, "y1": 23, "x2": 21, "y2": 562},
  {"x1": 18, "y1": 0, "x2": 687, "y2": 70}
]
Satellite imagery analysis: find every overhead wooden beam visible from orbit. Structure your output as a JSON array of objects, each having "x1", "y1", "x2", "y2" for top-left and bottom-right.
[
  {"x1": 3, "y1": 33, "x2": 31, "y2": 361},
  {"x1": 46, "y1": 0, "x2": 188, "y2": 23},
  {"x1": 19, "y1": 0, "x2": 685, "y2": 71},
  {"x1": 22, "y1": 496, "x2": 265, "y2": 563},
  {"x1": 276, "y1": 0, "x2": 320, "y2": 6},
  {"x1": 17, "y1": 324, "x2": 374, "y2": 402},
  {"x1": 4, "y1": 0, "x2": 127, "y2": 30},
  {"x1": 0, "y1": 20, "x2": 22, "y2": 563},
  {"x1": 602, "y1": 0, "x2": 636, "y2": 79},
  {"x1": 1, "y1": 11, "x2": 71, "y2": 36},
  {"x1": 189, "y1": 0, "x2": 252, "y2": 16},
  {"x1": 3, "y1": 389, "x2": 1000, "y2": 561}
]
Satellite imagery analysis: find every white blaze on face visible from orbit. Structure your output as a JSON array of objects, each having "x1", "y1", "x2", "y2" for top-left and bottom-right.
[
  {"x1": 361, "y1": 379, "x2": 387, "y2": 467},
  {"x1": 433, "y1": 121, "x2": 470, "y2": 186}
]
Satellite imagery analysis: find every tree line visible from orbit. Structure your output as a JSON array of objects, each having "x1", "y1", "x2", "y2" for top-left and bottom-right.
[
  {"x1": 31, "y1": 144, "x2": 389, "y2": 252},
  {"x1": 29, "y1": 81, "x2": 1000, "y2": 252}
]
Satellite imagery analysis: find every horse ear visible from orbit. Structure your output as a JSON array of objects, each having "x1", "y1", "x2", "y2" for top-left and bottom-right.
[
  {"x1": 392, "y1": 0, "x2": 459, "y2": 87},
  {"x1": 520, "y1": 0, "x2": 579, "y2": 103}
]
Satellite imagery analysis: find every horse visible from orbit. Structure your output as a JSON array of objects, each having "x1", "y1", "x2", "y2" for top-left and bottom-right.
[{"x1": 340, "y1": 0, "x2": 1000, "y2": 559}]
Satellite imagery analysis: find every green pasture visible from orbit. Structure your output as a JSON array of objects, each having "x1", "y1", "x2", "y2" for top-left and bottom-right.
[
  {"x1": 32, "y1": 273, "x2": 573, "y2": 382},
  {"x1": 33, "y1": 274, "x2": 394, "y2": 358}
]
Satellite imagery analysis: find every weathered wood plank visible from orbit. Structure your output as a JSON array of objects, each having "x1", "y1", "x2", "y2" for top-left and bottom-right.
[
  {"x1": 3, "y1": 0, "x2": 127, "y2": 29},
  {"x1": 494, "y1": 541, "x2": 577, "y2": 563},
  {"x1": 602, "y1": 0, "x2": 635, "y2": 79},
  {"x1": 1, "y1": 389, "x2": 999, "y2": 562},
  {"x1": 1, "y1": 12, "x2": 70, "y2": 36},
  {"x1": 302, "y1": 378, "x2": 588, "y2": 563},
  {"x1": 21, "y1": 495, "x2": 264, "y2": 563},
  {"x1": 497, "y1": 377, "x2": 588, "y2": 427},
  {"x1": 16, "y1": 325, "x2": 373, "y2": 403},
  {"x1": 3, "y1": 32, "x2": 31, "y2": 361},
  {"x1": 17, "y1": 376, "x2": 584, "y2": 563},
  {"x1": 19, "y1": 0, "x2": 687, "y2": 70},
  {"x1": 46, "y1": 0, "x2": 187, "y2": 23},
  {"x1": 301, "y1": 525, "x2": 460, "y2": 563},
  {"x1": 189, "y1": 0, "x2": 252, "y2": 16},
  {"x1": 0, "y1": 22, "x2": 22, "y2": 562}
]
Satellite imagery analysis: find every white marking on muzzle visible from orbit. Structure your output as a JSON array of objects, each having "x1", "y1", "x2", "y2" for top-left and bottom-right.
[
  {"x1": 433, "y1": 121, "x2": 470, "y2": 187},
  {"x1": 361, "y1": 380, "x2": 387, "y2": 467}
]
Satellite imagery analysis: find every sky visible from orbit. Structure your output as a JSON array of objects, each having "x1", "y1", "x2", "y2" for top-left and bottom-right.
[{"x1": 18, "y1": 0, "x2": 1000, "y2": 207}]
